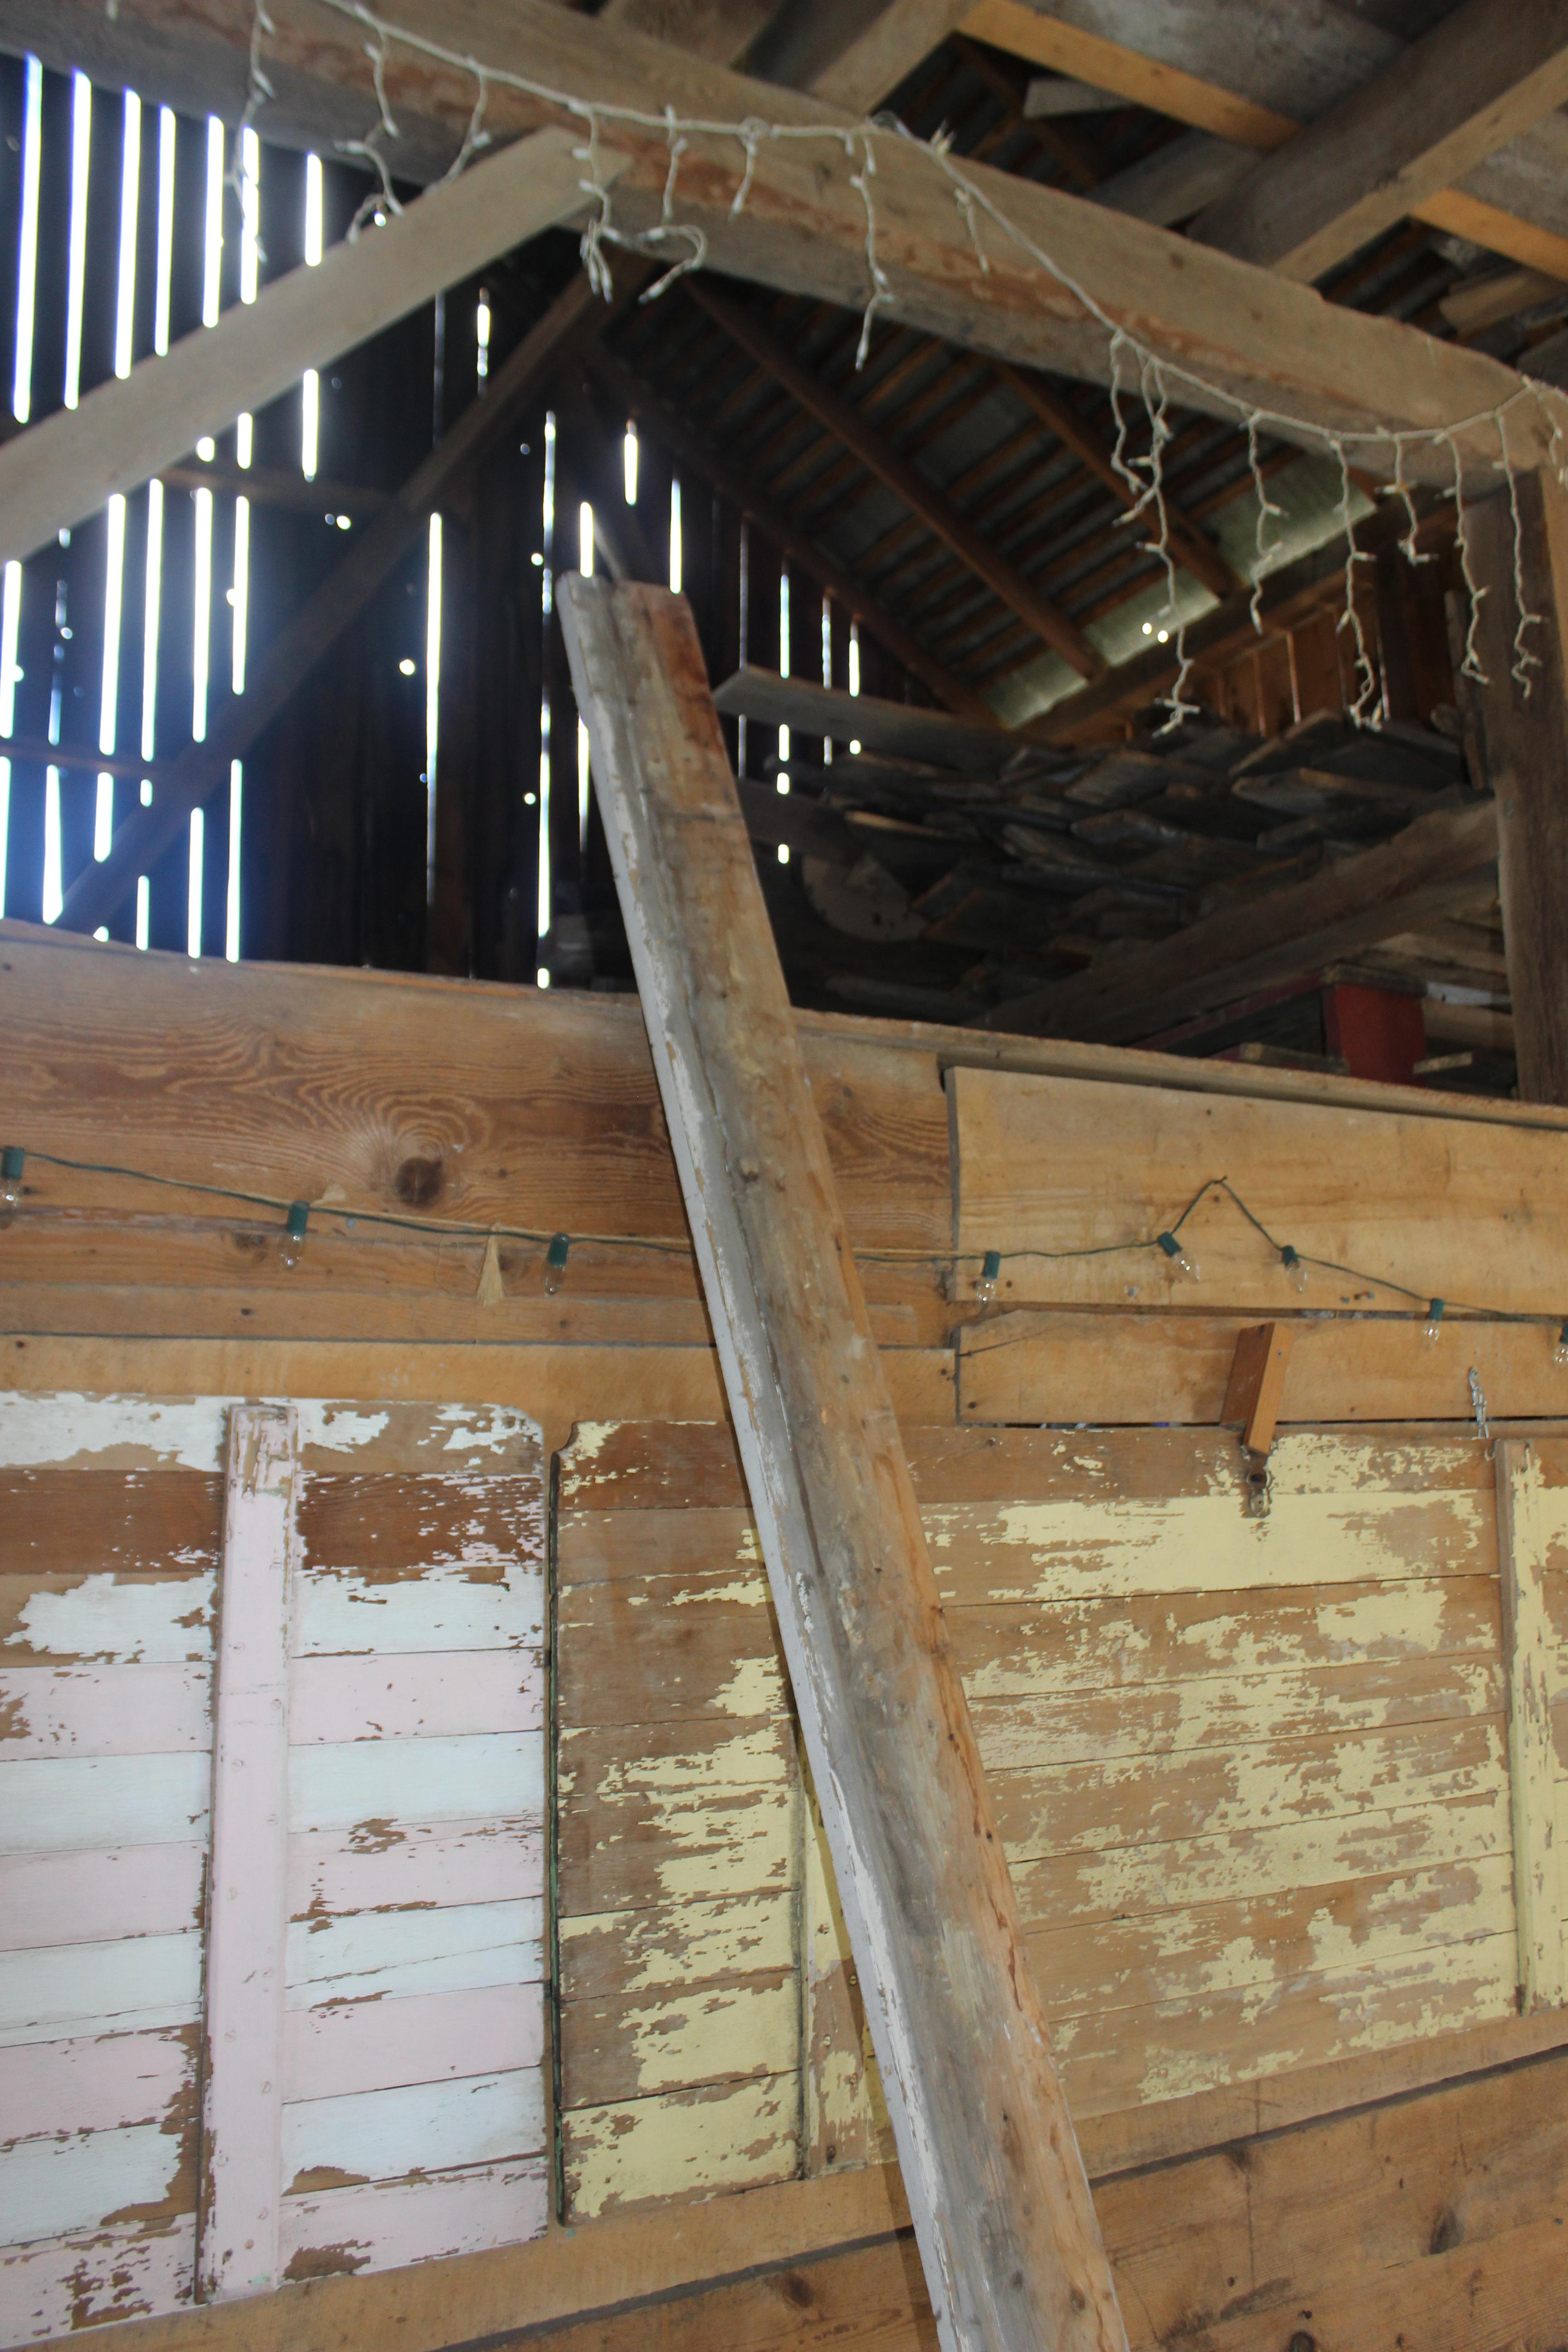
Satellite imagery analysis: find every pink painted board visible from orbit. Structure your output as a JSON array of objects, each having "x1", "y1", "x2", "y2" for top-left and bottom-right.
[
  {"x1": 200, "y1": 1405, "x2": 297, "y2": 2305},
  {"x1": 277, "y1": 2159, "x2": 547, "y2": 2278},
  {"x1": 0, "y1": 2029, "x2": 190, "y2": 2145},
  {"x1": 287, "y1": 1822, "x2": 541, "y2": 1920},
  {"x1": 281, "y1": 1984, "x2": 541, "y2": 2104},
  {"x1": 0, "y1": 1843, "x2": 205, "y2": 1953},
  {"x1": 0, "y1": 2217, "x2": 193, "y2": 2342},
  {"x1": 288, "y1": 1651, "x2": 540, "y2": 1744},
  {"x1": 0, "y1": 1665, "x2": 211, "y2": 1759}
]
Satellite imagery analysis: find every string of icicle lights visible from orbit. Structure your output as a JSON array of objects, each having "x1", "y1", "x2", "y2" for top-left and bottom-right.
[{"x1": 225, "y1": 0, "x2": 1568, "y2": 731}]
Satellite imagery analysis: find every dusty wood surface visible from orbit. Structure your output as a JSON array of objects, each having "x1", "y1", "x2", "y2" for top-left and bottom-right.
[{"x1": 557, "y1": 575, "x2": 1124, "y2": 2352}]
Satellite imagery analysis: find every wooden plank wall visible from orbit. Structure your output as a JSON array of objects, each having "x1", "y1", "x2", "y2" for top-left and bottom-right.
[
  {"x1": 553, "y1": 1418, "x2": 1541, "y2": 2220},
  {"x1": 0, "y1": 1393, "x2": 548, "y2": 2340}
]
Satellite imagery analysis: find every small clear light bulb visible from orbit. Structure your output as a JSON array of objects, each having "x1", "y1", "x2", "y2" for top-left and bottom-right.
[
  {"x1": 544, "y1": 1232, "x2": 570, "y2": 1296},
  {"x1": 1554, "y1": 1319, "x2": 1568, "y2": 1368},
  {"x1": 0, "y1": 1146, "x2": 23, "y2": 1211},
  {"x1": 279, "y1": 1200, "x2": 309, "y2": 1270},
  {"x1": 1280, "y1": 1245, "x2": 1308, "y2": 1294},
  {"x1": 1157, "y1": 1230, "x2": 1200, "y2": 1284},
  {"x1": 974, "y1": 1248, "x2": 1001, "y2": 1308},
  {"x1": 1423, "y1": 1297, "x2": 1446, "y2": 1346}
]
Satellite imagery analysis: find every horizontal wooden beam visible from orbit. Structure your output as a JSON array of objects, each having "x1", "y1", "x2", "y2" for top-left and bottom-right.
[
  {"x1": 14, "y1": 0, "x2": 1551, "y2": 482},
  {"x1": 1191, "y1": 0, "x2": 1568, "y2": 283},
  {"x1": 711, "y1": 665, "x2": 1014, "y2": 767},
  {"x1": 980, "y1": 800, "x2": 1501, "y2": 1040},
  {"x1": 585, "y1": 341, "x2": 994, "y2": 719},
  {"x1": 0, "y1": 126, "x2": 600, "y2": 570},
  {"x1": 685, "y1": 279, "x2": 1107, "y2": 679}
]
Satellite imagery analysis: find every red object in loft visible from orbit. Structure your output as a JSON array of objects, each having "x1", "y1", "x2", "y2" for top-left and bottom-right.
[{"x1": 1324, "y1": 982, "x2": 1426, "y2": 1085}]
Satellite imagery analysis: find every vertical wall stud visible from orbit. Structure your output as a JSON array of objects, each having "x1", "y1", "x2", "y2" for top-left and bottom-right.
[
  {"x1": 199, "y1": 1404, "x2": 299, "y2": 2301},
  {"x1": 1495, "y1": 1438, "x2": 1565, "y2": 2011}
]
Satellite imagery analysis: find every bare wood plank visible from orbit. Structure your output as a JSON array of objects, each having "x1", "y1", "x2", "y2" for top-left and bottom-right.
[
  {"x1": 1190, "y1": 0, "x2": 1568, "y2": 283},
  {"x1": 0, "y1": 129, "x2": 595, "y2": 570},
  {"x1": 1495, "y1": 1438, "x2": 1566, "y2": 2009},
  {"x1": 957, "y1": 1308, "x2": 1568, "y2": 1426},
  {"x1": 559, "y1": 574, "x2": 1123, "y2": 2352},
  {"x1": 710, "y1": 667, "x2": 1014, "y2": 770},
  {"x1": 199, "y1": 1404, "x2": 298, "y2": 2303}
]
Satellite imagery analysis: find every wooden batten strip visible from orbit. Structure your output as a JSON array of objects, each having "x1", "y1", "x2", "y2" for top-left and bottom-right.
[
  {"x1": 199, "y1": 1405, "x2": 299, "y2": 2303},
  {"x1": 1495, "y1": 1440, "x2": 1567, "y2": 2010}
]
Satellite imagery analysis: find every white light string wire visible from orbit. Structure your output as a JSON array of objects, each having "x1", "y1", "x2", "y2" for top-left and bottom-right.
[{"x1": 237, "y1": 0, "x2": 1568, "y2": 725}]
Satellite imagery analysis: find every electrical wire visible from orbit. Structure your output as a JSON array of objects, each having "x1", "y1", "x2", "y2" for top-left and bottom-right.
[{"x1": 8, "y1": 1146, "x2": 1567, "y2": 1332}]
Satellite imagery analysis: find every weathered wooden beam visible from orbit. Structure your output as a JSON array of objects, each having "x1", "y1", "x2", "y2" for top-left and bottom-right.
[
  {"x1": 1189, "y1": 0, "x2": 1568, "y2": 284},
  {"x1": 1221, "y1": 1321, "x2": 1295, "y2": 1455},
  {"x1": 586, "y1": 340, "x2": 994, "y2": 719},
  {"x1": 687, "y1": 279, "x2": 1106, "y2": 678},
  {"x1": 557, "y1": 573, "x2": 1125, "y2": 2352},
  {"x1": 990, "y1": 360, "x2": 1239, "y2": 601},
  {"x1": 56, "y1": 269, "x2": 624, "y2": 938},
  {"x1": 1465, "y1": 471, "x2": 1568, "y2": 1105},
  {"x1": 979, "y1": 799, "x2": 1500, "y2": 1041},
  {"x1": 713, "y1": 664, "x2": 1013, "y2": 767},
  {"x1": 14, "y1": 0, "x2": 1548, "y2": 480},
  {"x1": 0, "y1": 127, "x2": 601, "y2": 571},
  {"x1": 957, "y1": 0, "x2": 1568, "y2": 281}
]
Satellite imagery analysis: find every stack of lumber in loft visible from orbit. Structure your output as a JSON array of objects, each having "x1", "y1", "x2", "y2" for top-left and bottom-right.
[
  {"x1": 551, "y1": 1416, "x2": 1568, "y2": 2219},
  {"x1": 0, "y1": 1395, "x2": 547, "y2": 2337},
  {"x1": 715, "y1": 669, "x2": 1478, "y2": 1016}
]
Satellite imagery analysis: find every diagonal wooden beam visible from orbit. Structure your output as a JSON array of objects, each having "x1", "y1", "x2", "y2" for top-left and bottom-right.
[
  {"x1": 687, "y1": 279, "x2": 1107, "y2": 678},
  {"x1": 0, "y1": 126, "x2": 602, "y2": 571},
  {"x1": 1188, "y1": 0, "x2": 1568, "y2": 284},
  {"x1": 979, "y1": 800, "x2": 1500, "y2": 1042},
  {"x1": 558, "y1": 570, "x2": 1127, "y2": 2352},
  {"x1": 56, "y1": 269, "x2": 630, "y2": 938},
  {"x1": 585, "y1": 338, "x2": 997, "y2": 719},
  {"x1": 990, "y1": 359, "x2": 1240, "y2": 601}
]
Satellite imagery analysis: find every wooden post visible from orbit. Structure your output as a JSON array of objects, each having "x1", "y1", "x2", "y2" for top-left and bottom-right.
[
  {"x1": 557, "y1": 576, "x2": 1126, "y2": 2352},
  {"x1": 200, "y1": 1404, "x2": 299, "y2": 2302},
  {"x1": 1466, "y1": 469, "x2": 1568, "y2": 1103}
]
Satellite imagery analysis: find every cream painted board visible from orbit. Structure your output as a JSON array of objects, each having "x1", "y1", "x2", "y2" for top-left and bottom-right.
[
  {"x1": 560, "y1": 1974, "x2": 799, "y2": 2105},
  {"x1": 562, "y1": 2073, "x2": 800, "y2": 2220},
  {"x1": 1496, "y1": 1441, "x2": 1566, "y2": 2009},
  {"x1": 558, "y1": 1891, "x2": 797, "y2": 1997},
  {"x1": 1012, "y1": 1784, "x2": 1511, "y2": 1932},
  {"x1": 949, "y1": 1063, "x2": 1568, "y2": 1315}
]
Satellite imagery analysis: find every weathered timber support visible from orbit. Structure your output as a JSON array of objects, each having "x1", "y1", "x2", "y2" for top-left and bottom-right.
[
  {"x1": 557, "y1": 574, "x2": 1126, "y2": 2352},
  {"x1": 1466, "y1": 470, "x2": 1568, "y2": 1104}
]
